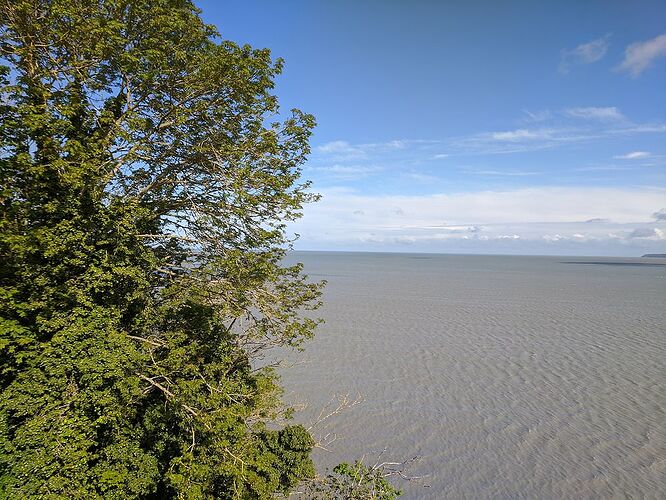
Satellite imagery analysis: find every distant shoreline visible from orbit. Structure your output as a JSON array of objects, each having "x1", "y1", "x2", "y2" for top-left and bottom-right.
[{"x1": 289, "y1": 249, "x2": 666, "y2": 260}]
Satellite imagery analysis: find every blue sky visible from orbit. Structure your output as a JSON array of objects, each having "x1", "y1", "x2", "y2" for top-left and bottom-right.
[{"x1": 199, "y1": 0, "x2": 666, "y2": 256}]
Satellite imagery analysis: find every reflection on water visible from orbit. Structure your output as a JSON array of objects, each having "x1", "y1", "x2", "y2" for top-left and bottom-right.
[{"x1": 279, "y1": 252, "x2": 666, "y2": 499}]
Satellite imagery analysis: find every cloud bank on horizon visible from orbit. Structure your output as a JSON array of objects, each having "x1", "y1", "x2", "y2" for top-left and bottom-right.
[{"x1": 292, "y1": 186, "x2": 666, "y2": 256}]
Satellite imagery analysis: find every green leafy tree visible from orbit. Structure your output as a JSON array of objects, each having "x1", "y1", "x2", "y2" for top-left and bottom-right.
[
  {"x1": 0, "y1": 0, "x2": 323, "y2": 497},
  {"x1": 308, "y1": 461, "x2": 402, "y2": 499},
  {"x1": 295, "y1": 456, "x2": 424, "y2": 499}
]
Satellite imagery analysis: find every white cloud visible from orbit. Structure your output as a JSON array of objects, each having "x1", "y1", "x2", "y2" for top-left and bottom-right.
[
  {"x1": 559, "y1": 35, "x2": 611, "y2": 74},
  {"x1": 316, "y1": 140, "x2": 353, "y2": 154},
  {"x1": 451, "y1": 119, "x2": 666, "y2": 155},
  {"x1": 451, "y1": 127, "x2": 582, "y2": 155},
  {"x1": 490, "y1": 129, "x2": 553, "y2": 141},
  {"x1": 617, "y1": 33, "x2": 666, "y2": 77},
  {"x1": 542, "y1": 232, "x2": 597, "y2": 243},
  {"x1": 564, "y1": 107, "x2": 624, "y2": 121},
  {"x1": 291, "y1": 187, "x2": 666, "y2": 254},
  {"x1": 613, "y1": 151, "x2": 650, "y2": 160},
  {"x1": 617, "y1": 123, "x2": 666, "y2": 134},
  {"x1": 653, "y1": 209, "x2": 666, "y2": 221},
  {"x1": 314, "y1": 187, "x2": 665, "y2": 225},
  {"x1": 471, "y1": 170, "x2": 541, "y2": 176}
]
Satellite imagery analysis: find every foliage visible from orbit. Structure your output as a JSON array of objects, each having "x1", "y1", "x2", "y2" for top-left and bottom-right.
[
  {"x1": 0, "y1": 0, "x2": 322, "y2": 497},
  {"x1": 296, "y1": 460, "x2": 403, "y2": 499},
  {"x1": 328, "y1": 461, "x2": 402, "y2": 499}
]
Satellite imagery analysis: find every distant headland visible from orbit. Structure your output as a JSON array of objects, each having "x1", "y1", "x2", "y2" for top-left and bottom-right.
[{"x1": 642, "y1": 254, "x2": 666, "y2": 258}]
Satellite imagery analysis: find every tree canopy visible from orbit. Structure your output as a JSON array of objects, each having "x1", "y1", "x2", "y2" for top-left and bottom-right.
[{"x1": 0, "y1": 0, "x2": 323, "y2": 497}]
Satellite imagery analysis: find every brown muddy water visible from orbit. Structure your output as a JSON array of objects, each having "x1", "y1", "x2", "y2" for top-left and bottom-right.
[{"x1": 278, "y1": 252, "x2": 666, "y2": 499}]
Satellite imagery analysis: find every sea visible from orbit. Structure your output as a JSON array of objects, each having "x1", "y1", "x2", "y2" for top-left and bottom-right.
[{"x1": 277, "y1": 252, "x2": 666, "y2": 499}]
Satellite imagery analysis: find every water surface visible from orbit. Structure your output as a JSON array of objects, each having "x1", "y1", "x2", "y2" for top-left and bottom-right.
[{"x1": 279, "y1": 252, "x2": 666, "y2": 499}]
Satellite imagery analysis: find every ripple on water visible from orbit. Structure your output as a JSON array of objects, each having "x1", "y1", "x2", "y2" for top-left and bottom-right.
[{"x1": 279, "y1": 253, "x2": 666, "y2": 499}]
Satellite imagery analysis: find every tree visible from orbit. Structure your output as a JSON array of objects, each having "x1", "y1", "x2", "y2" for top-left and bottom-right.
[
  {"x1": 300, "y1": 460, "x2": 404, "y2": 499},
  {"x1": 0, "y1": 0, "x2": 323, "y2": 497}
]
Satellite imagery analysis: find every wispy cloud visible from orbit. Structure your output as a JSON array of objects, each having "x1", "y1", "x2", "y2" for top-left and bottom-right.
[
  {"x1": 607, "y1": 151, "x2": 666, "y2": 168},
  {"x1": 316, "y1": 141, "x2": 353, "y2": 154},
  {"x1": 575, "y1": 165, "x2": 634, "y2": 172},
  {"x1": 564, "y1": 106, "x2": 624, "y2": 121},
  {"x1": 311, "y1": 164, "x2": 383, "y2": 180},
  {"x1": 617, "y1": 33, "x2": 666, "y2": 77},
  {"x1": 522, "y1": 109, "x2": 552, "y2": 123},
  {"x1": 315, "y1": 139, "x2": 438, "y2": 161},
  {"x1": 452, "y1": 127, "x2": 582, "y2": 155},
  {"x1": 559, "y1": 35, "x2": 611, "y2": 74},
  {"x1": 315, "y1": 140, "x2": 367, "y2": 161},
  {"x1": 312, "y1": 105, "x2": 666, "y2": 160},
  {"x1": 471, "y1": 170, "x2": 541, "y2": 176},
  {"x1": 614, "y1": 123, "x2": 666, "y2": 134},
  {"x1": 451, "y1": 119, "x2": 666, "y2": 155},
  {"x1": 613, "y1": 151, "x2": 650, "y2": 160},
  {"x1": 405, "y1": 172, "x2": 441, "y2": 183},
  {"x1": 309, "y1": 139, "x2": 443, "y2": 180},
  {"x1": 490, "y1": 129, "x2": 555, "y2": 141}
]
